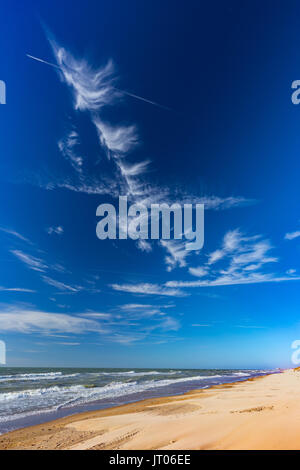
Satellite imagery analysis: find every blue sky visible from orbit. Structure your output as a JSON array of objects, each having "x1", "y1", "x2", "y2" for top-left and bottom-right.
[{"x1": 0, "y1": 0, "x2": 300, "y2": 368}]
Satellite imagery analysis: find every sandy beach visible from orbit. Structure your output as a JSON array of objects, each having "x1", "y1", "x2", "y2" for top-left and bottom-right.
[{"x1": 1, "y1": 368, "x2": 300, "y2": 450}]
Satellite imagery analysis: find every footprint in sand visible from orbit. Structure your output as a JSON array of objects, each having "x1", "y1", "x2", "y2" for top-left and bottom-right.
[{"x1": 230, "y1": 405, "x2": 274, "y2": 414}]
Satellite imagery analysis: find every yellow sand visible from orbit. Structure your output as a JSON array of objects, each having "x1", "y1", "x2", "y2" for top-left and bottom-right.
[{"x1": 1, "y1": 369, "x2": 300, "y2": 450}]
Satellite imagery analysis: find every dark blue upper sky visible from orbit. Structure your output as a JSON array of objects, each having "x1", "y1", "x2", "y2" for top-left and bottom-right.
[{"x1": 0, "y1": 0, "x2": 300, "y2": 368}]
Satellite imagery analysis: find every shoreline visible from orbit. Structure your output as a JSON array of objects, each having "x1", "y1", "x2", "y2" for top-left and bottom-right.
[
  {"x1": 0, "y1": 368, "x2": 270, "y2": 435},
  {"x1": 2, "y1": 369, "x2": 299, "y2": 450}
]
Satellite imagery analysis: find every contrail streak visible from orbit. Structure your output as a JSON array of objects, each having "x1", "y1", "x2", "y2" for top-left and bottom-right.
[
  {"x1": 26, "y1": 53, "x2": 173, "y2": 112},
  {"x1": 26, "y1": 54, "x2": 62, "y2": 70},
  {"x1": 112, "y1": 88, "x2": 173, "y2": 112}
]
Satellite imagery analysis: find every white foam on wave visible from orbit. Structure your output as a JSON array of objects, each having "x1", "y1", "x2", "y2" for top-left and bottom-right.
[
  {"x1": 95, "y1": 370, "x2": 181, "y2": 377},
  {"x1": 0, "y1": 370, "x2": 273, "y2": 426},
  {"x1": 0, "y1": 372, "x2": 79, "y2": 383},
  {"x1": 232, "y1": 372, "x2": 250, "y2": 377},
  {"x1": 0, "y1": 373, "x2": 224, "y2": 421}
]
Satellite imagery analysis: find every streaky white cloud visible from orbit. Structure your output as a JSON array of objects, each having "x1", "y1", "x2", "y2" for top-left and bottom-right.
[
  {"x1": 160, "y1": 239, "x2": 190, "y2": 271},
  {"x1": 56, "y1": 342, "x2": 81, "y2": 346},
  {"x1": 166, "y1": 273, "x2": 300, "y2": 288},
  {"x1": 223, "y1": 229, "x2": 248, "y2": 251},
  {"x1": 51, "y1": 263, "x2": 66, "y2": 273},
  {"x1": 0, "y1": 228, "x2": 31, "y2": 244},
  {"x1": 50, "y1": 40, "x2": 117, "y2": 111},
  {"x1": 77, "y1": 312, "x2": 112, "y2": 319},
  {"x1": 121, "y1": 306, "x2": 166, "y2": 319},
  {"x1": 47, "y1": 226, "x2": 64, "y2": 235},
  {"x1": 158, "y1": 316, "x2": 180, "y2": 331},
  {"x1": 121, "y1": 304, "x2": 154, "y2": 310},
  {"x1": 207, "y1": 249, "x2": 224, "y2": 265},
  {"x1": 234, "y1": 325, "x2": 266, "y2": 329},
  {"x1": 48, "y1": 39, "x2": 152, "y2": 205},
  {"x1": 120, "y1": 303, "x2": 175, "y2": 322},
  {"x1": 137, "y1": 309, "x2": 165, "y2": 318},
  {"x1": 48, "y1": 41, "x2": 255, "y2": 210},
  {"x1": 179, "y1": 195, "x2": 257, "y2": 210},
  {"x1": 94, "y1": 119, "x2": 138, "y2": 154},
  {"x1": 11, "y1": 250, "x2": 47, "y2": 272},
  {"x1": 40, "y1": 177, "x2": 256, "y2": 210},
  {"x1": 285, "y1": 231, "x2": 300, "y2": 240},
  {"x1": 42, "y1": 276, "x2": 82, "y2": 292},
  {"x1": 44, "y1": 177, "x2": 121, "y2": 197},
  {"x1": 111, "y1": 282, "x2": 186, "y2": 297},
  {"x1": 231, "y1": 240, "x2": 277, "y2": 267},
  {"x1": 188, "y1": 266, "x2": 208, "y2": 277},
  {"x1": 206, "y1": 229, "x2": 276, "y2": 271},
  {"x1": 104, "y1": 332, "x2": 147, "y2": 345},
  {"x1": 58, "y1": 130, "x2": 83, "y2": 172},
  {"x1": 118, "y1": 159, "x2": 150, "y2": 177},
  {"x1": 286, "y1": 269, "x2": 296, "y2": 275},
  {"x1": 167, "y1": 228, "x2": 300, "y2": 289},
  {"x1": 137, "y1": 239, "x2": 152, "y2": 252},
  {"x1": 0, "y1": 287, "x2": 36, "y2": 293},
  {"x1": 0, "y1": 307, "x2": 104, "y2": 334},
  {"x1": 207, "y1": 229, "x2": 250, "y2": 265}
]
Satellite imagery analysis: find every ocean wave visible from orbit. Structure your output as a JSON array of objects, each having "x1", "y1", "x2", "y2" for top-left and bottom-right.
[
  {"x1": 0, "y1": 374, "x2": 221, "y2": 405},
  {"x1": 0, "y1": 370, "x2": 276, "y2": 427},
  {"x1": 0, "y1": 372, "x2": 79, "y2": 383},
  {"x1": 231, "y1": 372, "x2": 250, "y2": 377},
  {"x1": 96, "y1": 370, "x2": 180, "y2": 377}
]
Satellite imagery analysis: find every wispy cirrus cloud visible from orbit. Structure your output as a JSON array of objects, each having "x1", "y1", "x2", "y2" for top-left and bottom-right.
[
  {"x1": 31, "y1": 39, "x2": 255, "y2": 215},
  {"x1": 285, "y1": 231, "x2": 300, "y2": 240},
  {"x1": 234, "y1": 325, "x2": 266, "y2": 329},
  {"x1": 77, "y1": 312, "x2": 112, "y2": 319},
  {"x1": 58, "y1": 130, "x2": 83, "y2": 173},
  {"x1": 50, "y1": 41, "x2": 117, "y2": 112},
  {"x1": 0, "y1": 306, "x2": 104, "y2": 334},
  {"x1": 46, "y1": 226, "x2": 64, "y2": 235},
  {"x1": 72, "y1": 304, "x2": 181, "y2": 344},
  {"x1": 178, "y1": 195, "x2": 257, "y2": 211},
  {"x1": 188, "y1": 266, "x2": 208, "y2": 277},
  {"x1": 111, "y1": 282, "x2": 186, "y2": 297},
  {"x1": 207, "y1": 230, "x2": 257, "y2": 265},
  {"x1": 160, "y1": 239, "x2": 191, "y2": 271},
  {"x1": 10, "y1": 248, "x2": 66, "y2": 276},
  {"x1": 117, "y1": 303, "x2": 177, "y2": 331},
  {"x1": 41, "y1": 176, "x2": 122, "y2": 197},
  {"x1": 157, "y1": 316, "x2": 180, "y2": 331},
  {"x1": 0, "y1": 287, "x2": 36, "y2": 293},
  {"x1": 165, "y1": 229, "x2": 300, "y2": 289},
  {"x1": 7, "y1": 231, "x2": 98, "y2": 295},
  {"x1": 11, "y1": 250, "x2": 48, "y2": 272},
  {"x1": 166, "y1": 273, "x2": 300, "y2": 288},
  {"x1": 42, "y1": 275, "x2": 82, "y2": 292},
  {"x1": 56, "y1": 342, "x2": 81, "y2": 346},
  {"x1": 0, "y1": 227, "x2": 32, "y2": 244},
  {"x1": 48, "y1": 38, "x2": 153, "y2": 207},
  {"x1": 94, "y1": 119, "x2": 138, "y2": 155},
  {"x1": 103, "y1": 332, "x2": 147, "y2": 345},
  {"x1": 120, "y1": 303, "x2": 175, "y2": 310},
  {"x1": 110, "y1": 227, "x2": 300, "y2": 294},
  {"x1": 122, "y1": 307, "x2": 165, "y2": 319},
  {"x1": 137, "y1": 240, "x2": 152, "y2": 252},
  {"x1": 206, "y1": 229, "x2": 277, "y2": 267}
]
